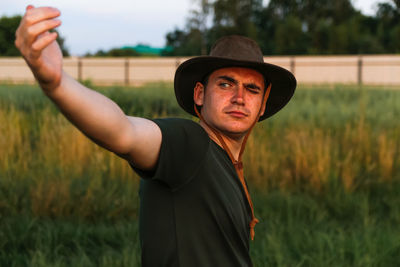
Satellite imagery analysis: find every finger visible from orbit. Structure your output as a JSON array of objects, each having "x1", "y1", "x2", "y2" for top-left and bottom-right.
[
  {"x1": 31, "y1": 31, "x2": 58, "y2": 54},
  {"x1": 26, "y1": 5, "x2": 34, "y2": 10},
  {"x1": 26, "y1": 19, "x2": 61, "y2": 43},
  {"x1": 24, "y1": 7, "x2": 60, "y2": 27}
]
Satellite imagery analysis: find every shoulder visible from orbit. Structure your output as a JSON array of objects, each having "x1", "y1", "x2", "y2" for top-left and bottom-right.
[
  {"x1": 153, "y1": 117, "x2": 199, "y2": 128},
  {"x1": 153, "y1": 118, "x2": 208, "y2": 139},
  {"x1": 139, "y1": 118, "x2": 211, "y2": 189}
]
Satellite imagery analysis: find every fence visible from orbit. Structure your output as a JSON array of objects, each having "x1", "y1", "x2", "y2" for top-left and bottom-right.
[{"x1": 1, "y1": 55, "x2": 399, "y2": 86}]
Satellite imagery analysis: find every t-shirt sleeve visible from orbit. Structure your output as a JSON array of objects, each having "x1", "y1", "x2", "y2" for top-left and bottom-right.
[{"x1": 131, "y1": 118, "x2": 210, "y2": 191}]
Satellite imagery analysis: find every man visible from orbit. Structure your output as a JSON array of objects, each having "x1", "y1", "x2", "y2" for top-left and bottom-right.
[{"x1": 15, "y1": 6, "x2": 296, "y2": 267}]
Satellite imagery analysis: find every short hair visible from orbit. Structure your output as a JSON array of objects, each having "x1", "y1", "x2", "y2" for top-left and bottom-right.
[{"x1": 200, "y1": 72, "x2": 211, "y2": 89}]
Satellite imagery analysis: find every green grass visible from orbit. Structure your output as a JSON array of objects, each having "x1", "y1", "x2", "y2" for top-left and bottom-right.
[
  {"x1": 1, "y1": 83, "x2": 400, "y2": 266},
  {"x1": 251, "y1": 183, "x2": 400, "y2": 266},
  {"x1": 0, "y1": 216, "x2": 141, "y2": 267}
]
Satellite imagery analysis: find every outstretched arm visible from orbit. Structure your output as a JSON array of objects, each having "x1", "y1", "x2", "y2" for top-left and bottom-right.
[{"x1": 15, "y1": 6, "x2": 161, "y2": 171}]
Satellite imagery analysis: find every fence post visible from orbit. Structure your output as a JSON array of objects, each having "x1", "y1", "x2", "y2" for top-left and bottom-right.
[
  {"x1": 357, "y1": 56, "x2": 363, "y2": 86},
  {"x1": 77, "y1": 57, "x2": 82, "y2": 82},
  {"x1": 290, "y1": 56, "x2": 295, "y2": 75},
  {"x1": 125, "y1": 58, "x2": 129, "y2": 86}
]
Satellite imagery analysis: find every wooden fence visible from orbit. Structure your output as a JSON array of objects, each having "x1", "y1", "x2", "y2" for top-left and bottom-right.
[{"x1": 1, "y1": 55, "x2": 399, "y2": 86}]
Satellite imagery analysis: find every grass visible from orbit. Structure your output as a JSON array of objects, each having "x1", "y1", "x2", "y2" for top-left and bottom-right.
[
  {"x1": 0, "y1": 216, "x2": 141, "y2": 267},
  {"x1": 0, "y1": 83, "x2": 400, "y2": 266},
  {"x1": 251, "y1": 183, "x2": 400, "y2": 266}
]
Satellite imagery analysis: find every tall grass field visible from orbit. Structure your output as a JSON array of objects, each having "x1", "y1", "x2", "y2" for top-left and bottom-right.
[{"x1": 1, "y1": 83, "x2": 400, "y2": 266}]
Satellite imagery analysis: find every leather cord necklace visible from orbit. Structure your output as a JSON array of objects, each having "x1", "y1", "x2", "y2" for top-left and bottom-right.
[{"x1": 194, "y1": 83, "x2": 271, "y2": 240}]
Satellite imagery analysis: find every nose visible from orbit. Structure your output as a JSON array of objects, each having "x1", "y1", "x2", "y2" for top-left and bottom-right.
[{"x1": 232, "y1": 85, "x2": 245, "y2": 105}]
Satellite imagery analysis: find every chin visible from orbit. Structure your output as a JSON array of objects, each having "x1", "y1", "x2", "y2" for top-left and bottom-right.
[{"x1": 207, "y1": 117, "x2": 253, "y2": 137}]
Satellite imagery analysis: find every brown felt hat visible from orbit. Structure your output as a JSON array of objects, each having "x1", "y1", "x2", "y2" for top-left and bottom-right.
[{"x1": 174, "y1": 35, "x2": 297, "y2": 121}]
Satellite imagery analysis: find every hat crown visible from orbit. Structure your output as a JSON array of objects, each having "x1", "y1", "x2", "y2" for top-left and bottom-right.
[{"x1": 209, "y1": 35, "x2": 264, "y2": 63}]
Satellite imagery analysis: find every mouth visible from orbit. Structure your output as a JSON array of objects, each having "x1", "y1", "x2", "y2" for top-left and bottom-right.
[{"x1": 226, "y1": 111, "x2": 248, "y2": 118}]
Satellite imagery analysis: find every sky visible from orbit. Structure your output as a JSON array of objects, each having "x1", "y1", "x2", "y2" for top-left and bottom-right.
[{"x1": 1, "y1": 0, "x2": 386, "y2": 56}]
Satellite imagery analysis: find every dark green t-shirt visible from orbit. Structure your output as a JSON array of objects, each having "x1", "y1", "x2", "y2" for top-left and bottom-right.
[{"x1": 134, "y1": 118, "x2": 253, "y2": 267}]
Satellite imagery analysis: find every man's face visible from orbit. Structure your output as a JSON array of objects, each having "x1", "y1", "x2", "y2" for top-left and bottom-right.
[{"x1": 194, "y1": 67, "x2": 266, "y2": 138}]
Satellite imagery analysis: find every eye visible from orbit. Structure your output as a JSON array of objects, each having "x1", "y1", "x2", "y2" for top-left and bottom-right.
[
  {"x1": 246, "y1": 87, "x2": 261, "y2": 94},
  {"x1": 219, "y1": 82, "x2": 231, "y2": 88}
]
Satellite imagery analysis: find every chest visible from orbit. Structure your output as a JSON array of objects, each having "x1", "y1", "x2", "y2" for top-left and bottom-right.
[{"x1": 174, "y1": 145, "x2": 252, "y2": 231}]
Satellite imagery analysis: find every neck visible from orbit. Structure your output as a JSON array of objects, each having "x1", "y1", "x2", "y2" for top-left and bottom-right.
[{"x1": 199, "y1": 120, "x2": 249, "y2": 161}]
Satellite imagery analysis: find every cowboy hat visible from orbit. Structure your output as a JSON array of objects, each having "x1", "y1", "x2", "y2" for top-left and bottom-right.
[{"x1": 174, "y1": 35, "x2": 297, "y2": 121}]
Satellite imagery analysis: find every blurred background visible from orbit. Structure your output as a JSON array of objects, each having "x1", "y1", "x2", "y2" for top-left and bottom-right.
[{"x1": 1, "y1": 0, "x2": 400, "y2": 266}]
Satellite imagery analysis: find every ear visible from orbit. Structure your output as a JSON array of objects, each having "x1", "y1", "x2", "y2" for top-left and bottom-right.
[{"x1": 193, "y1": 82, "x2": 205, "y2": 106}]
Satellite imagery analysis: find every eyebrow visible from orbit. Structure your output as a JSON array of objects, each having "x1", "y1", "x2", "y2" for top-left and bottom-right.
[
  {"x1": 217, "y1": 75, "x2": 262, "y2": 91},
  {"x1": 217, "y1": 75, "x2": 238, "y2": 85}
]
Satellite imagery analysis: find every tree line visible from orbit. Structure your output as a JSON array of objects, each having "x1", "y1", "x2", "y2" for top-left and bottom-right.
[
  {"x1": 0, "y1": 15, "x2": 69, "y2": 57},
  {"x1": 163, "y1": 0, "x2": 400, "y2": 56},
  {"x1": 1, "y1": 1, "x2": 399, "y2": 57}
]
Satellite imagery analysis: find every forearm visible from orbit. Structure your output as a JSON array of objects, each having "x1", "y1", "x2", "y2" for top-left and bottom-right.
[{"x1": 45, "y1": 71, "x2": 131, "y2": 154}]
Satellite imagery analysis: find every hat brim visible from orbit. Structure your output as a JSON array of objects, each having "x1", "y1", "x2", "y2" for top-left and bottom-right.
[{"x1": 174, "y1": 56, "x2": 297, "y2": 121}]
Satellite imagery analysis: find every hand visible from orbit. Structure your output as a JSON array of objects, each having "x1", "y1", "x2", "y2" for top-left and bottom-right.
[{"x1": 15, "y1": 5, "x2": 63, "y2": 92}]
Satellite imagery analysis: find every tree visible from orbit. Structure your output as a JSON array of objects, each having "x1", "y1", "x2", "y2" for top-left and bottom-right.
[
  {"x1": 274, "y1": 16, "x2": 308, "y2": 55},
  {"x1": 56, "y1": 32, "x2": 70, "y2": 57},
  {"x1": 0, "y1": 15, "x2": 22, "y2": 56},
  {"x1": 165, "y1": 0, "x2": 400, "y2": 56},
  {"x1": 393, "y1": 0, "x2": 400, "y2": 9},
  {"x1": 165, "y1": 0, "x2": 263, "y2": 56},
  {"x1": 0, "y1": 15, "x2": 70, "y2": 57},
  {"x1": 188, "y1": 0, "x2": 212, "y2": 55},
  {"x1": 259, "y1": 0, "x2": 357, "y2": 54},
  {"x1": 164, "y1": 0, "x2": 211, "y2": 56},
  {"x1": 164, "y1": 28, "x2": 204, "y2": 56},
  {"x1": 210, "y1": 0, "x2": 262, "y2": 43},
  {"x1": 375, "y1": 2, "x2": 400, "y2": 53}
]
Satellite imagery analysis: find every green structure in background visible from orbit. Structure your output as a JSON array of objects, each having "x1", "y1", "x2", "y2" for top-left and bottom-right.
[{"x1": 121, "y1": 45, "x2": 173, "y2": 56}]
